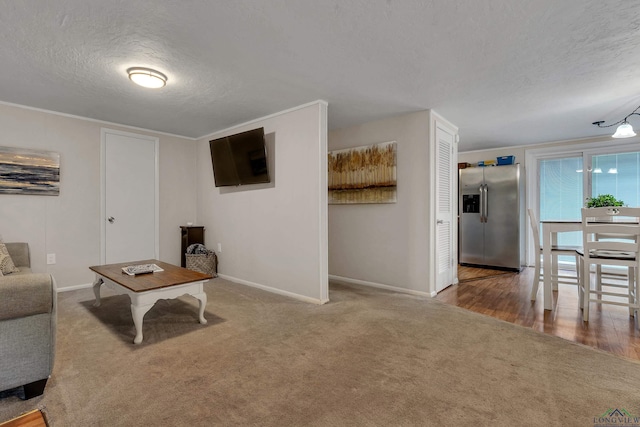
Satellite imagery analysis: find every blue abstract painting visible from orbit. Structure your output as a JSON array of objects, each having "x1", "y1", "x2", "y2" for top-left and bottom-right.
[{"x1": 0, "y1": 146, "x2": 60, "y2": 195}]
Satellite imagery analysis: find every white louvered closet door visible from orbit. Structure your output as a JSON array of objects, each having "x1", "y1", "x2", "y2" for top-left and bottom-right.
[{"x1": 435, "y1": 124, "x2": 455, "y2": 293}]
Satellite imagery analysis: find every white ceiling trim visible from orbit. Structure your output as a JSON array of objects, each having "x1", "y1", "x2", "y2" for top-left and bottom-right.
[
  {"x1": 200, "y1": 100, "x2": 329, "y2": 141},
  {"x1": 0, "y1": 99, "x2": 197, "y2": 140}
]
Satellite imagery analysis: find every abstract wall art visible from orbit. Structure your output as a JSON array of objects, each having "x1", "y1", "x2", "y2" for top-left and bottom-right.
[
  {"x1": 0, "y1": 146, "x2": 60, "y2": 195},
  {"x1": 328, "y1": 141, "x2": 397, "y2": 204}
]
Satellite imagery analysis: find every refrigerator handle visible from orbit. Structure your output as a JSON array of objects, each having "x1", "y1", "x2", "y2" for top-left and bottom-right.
[
  {"x1": 479, "y1": 185, "x2": 485, "y2": 223},
  {"x1": 483, "y1": 184, "x2": 488, "y2": 222}
]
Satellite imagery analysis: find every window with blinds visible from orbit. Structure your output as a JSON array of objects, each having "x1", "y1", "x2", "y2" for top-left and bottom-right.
[{"x1": 592, "y1": 151, "x2": 640, "y2": 207}]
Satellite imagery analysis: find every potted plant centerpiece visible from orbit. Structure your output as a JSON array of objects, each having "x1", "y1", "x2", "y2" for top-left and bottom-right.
[
  {"x1": 585, "y1": 194, "x2": 625, "y2": 208},
  {"x1": 585, "y1": 194, "x2": 625, "y2": 219}
]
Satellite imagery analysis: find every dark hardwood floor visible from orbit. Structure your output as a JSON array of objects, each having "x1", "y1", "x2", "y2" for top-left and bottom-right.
[{"x1": 435, "y1": 266, "x2": 640, "y2": 361}]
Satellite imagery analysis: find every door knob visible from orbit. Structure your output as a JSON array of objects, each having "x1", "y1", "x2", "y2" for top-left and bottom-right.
[
  {"x1": 437, "y1": 219, "x2": 444, "y2": 224},
  {"x1": 108, "y1": 216, "x2": 115, "y2": 224}
]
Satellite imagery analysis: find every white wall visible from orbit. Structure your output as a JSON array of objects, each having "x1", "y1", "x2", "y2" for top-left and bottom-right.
[
  {"x1": 328, "y1": 111, "x2": 432, "y2": 295},
  {"x1": 0, "y1": 103, "x2": 197, "y2": 289},
  {"x1": 195, "y1": 101, "x2": 328, "y2": 304}
]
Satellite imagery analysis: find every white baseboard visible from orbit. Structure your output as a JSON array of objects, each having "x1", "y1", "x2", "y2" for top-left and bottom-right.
[
  {"x1": 329, "y1": 275, "x2": 432, "y2": 298},
  {"x1": 55, "y1": 275, "x2": 432, "y2": 301},
  {"x1": 217, "y1": 274, "x2": 329, "y2": 305},
  {"x1": 57, "y1": 282, "x2": 93, "y2": 293},
  {"x1": 55, "y1": 276, "x2": 330, "y2": 305}
]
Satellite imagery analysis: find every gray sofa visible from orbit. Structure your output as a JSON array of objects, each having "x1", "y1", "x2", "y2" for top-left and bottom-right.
[{"x1": 0, "y1": 243, "x2": 56, "y2": 399}]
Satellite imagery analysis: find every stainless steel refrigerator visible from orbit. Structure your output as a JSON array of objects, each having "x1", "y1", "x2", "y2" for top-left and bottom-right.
[{"x1": 459, "y1": 164, "x2": 524, "y2": 270}]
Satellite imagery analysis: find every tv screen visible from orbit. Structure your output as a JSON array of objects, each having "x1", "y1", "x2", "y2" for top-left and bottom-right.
[{"x1": 209, "y1": 127, "x2": 270, "y2": 187}]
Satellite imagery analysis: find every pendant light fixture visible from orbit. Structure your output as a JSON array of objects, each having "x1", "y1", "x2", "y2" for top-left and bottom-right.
[
  {"x1": 611, "y1": 122, "x2": 636, "y2": 138},
  {"x1": 592, "y1": 104, "x2": 640, "y2": 138},
  {"x1": 127, "y1": 67, "x2": 167, "y2": 89}
]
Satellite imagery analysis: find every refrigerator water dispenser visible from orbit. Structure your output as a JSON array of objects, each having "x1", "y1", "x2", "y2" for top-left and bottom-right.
[{"x1": 462, "y1": 194, "x2": 480, "y2": 213}]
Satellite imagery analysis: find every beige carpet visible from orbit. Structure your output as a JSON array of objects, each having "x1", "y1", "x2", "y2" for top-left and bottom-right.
[{"x1": 1, "y1": 278, "x2": 639, "y2": 426}]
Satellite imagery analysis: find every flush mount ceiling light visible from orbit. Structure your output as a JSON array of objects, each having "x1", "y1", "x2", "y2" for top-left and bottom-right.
[
  {"x1": 592, "y1": 104, "x2": 640, "y2": 138},
  {"x1": 127, "y1": 67, "x2": 167, "y2": 89}
]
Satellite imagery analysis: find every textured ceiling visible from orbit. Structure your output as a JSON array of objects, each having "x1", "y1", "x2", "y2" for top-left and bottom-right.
[{"x1": 1, "y1": 0, "x2": 640, "y2": 150}]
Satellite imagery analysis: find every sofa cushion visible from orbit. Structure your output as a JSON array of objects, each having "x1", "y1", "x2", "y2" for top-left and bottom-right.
[
  {"x1": 0, "y1": 242, "x2": 19, "y2": 275},
  {"x1": 5, "y1": 242, "x2": 30, "y2": 268}
]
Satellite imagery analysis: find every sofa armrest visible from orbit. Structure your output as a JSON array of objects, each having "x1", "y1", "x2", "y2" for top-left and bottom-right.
[{"x1": 0, "y1": 273, "x2": 55, "y2": 321}]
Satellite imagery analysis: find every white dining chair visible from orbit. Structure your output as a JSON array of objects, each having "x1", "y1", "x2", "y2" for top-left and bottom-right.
[
  {"x1": 528, "y1": 208, "x2": 581, "y2": 301},
  {"x1": 577, "y1": 207, "x2": 640, "y2": 324},
  {"x1": 593, "y1": 232, "x2": 638, "y2": 302}
]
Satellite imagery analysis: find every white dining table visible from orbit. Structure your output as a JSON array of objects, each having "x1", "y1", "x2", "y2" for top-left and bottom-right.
[{"x1": 540, "y1": 220, "x2": 582, "y2": 310}]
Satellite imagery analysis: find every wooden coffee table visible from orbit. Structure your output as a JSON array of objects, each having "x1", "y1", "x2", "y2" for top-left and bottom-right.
[{"x1": 89, "y1": 259, "x2": 213, "y2": 344}]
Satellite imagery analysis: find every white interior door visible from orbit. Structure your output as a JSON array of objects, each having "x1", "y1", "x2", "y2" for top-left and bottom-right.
[
  {"x1": 102, "y1": 129, "x2": 159, "y2": 264},
  {"x1": 435, "y1": 124, "x2": 456, "y2": 293}
]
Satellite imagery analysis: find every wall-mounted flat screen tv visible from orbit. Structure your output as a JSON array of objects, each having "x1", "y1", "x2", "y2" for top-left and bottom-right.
[{"x1": 209, "y1": 127, "x2": 270, "y2": 187}]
